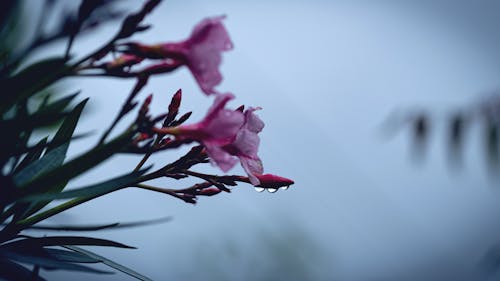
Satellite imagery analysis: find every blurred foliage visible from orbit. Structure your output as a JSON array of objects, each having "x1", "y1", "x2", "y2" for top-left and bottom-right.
[{"x1": 386, "y1": 95, "x2": 500, "y2": 174}]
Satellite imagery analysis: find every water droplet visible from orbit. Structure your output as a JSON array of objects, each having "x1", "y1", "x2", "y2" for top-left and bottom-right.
[
  {"x1": 254, "y1": 187, "x2": 265, "y2": 193},
  {"x1": 267, "y1": 188, "x2": 278, "y2": 193},
  {"x1": 281, "y1": 186, "x2": 289, "y2": 190}
]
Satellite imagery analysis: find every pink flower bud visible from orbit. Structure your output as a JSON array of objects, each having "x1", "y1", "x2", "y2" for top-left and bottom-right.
[
  {"x1": 197, "y1": 187, "x2": 222, "y2": 196},
  {"x1": 164, "y1": 89, "x2": 182, "y2": 125},
  {"x1": 254, "y1": 174, "x2": 294, "y2": 188}
]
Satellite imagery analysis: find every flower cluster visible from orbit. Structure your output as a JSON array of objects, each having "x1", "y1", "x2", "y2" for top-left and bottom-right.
[{"x1": 89, "y1": 14, "x2": 294, "y2": 193}]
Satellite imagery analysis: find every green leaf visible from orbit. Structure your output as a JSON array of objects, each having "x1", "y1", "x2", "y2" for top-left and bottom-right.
[
  {"x1": 45, "y1": 248, "x2": 100, "y2": 263},
  {"x1": 0, "y1": 259, "x2": 47, "y2": 281},
  {"x1": 24, "y1": 169, "x2": 148, "y2": 201},
  {"x1": 23, "y1": 216, "x2": 171, "y2": 232},
  {"x1": 0, "y1": 57, "x2": 71, "y2": 113},
  {"x1": 1, "y1": 93, "x2": 78, "y2": 133},
  {"x1": 12, "y1": 144, "x2": 68, "y2": 186},
  {"x1": 63, "y1": 246, "x2": 153, "y2": 281},
  {"x1": 12, "y1": 98, "x2": 87, "y2": 187},
  {"x1": 33, "y1": 92, "x2": 79, "y2": 121},
  {"x1": 16, "y1": 168, "x2": 148, "y2": 226},
  {"x1": 22, "y1": 98, "x2": 88, "y2": 218},
  {"x1": 13, "y1": 137, "x2": 48, "y2": 174},
  {"x1": 2, "y1": 236, "x2": 136, "y2": 249},
  {"x1": 19, "y1": 129, "x2": 135, "y2": 197},
  {"x1": 47, "y1": 97, "x2": 87, "y2": 153},
  {"x1": 0, "y1": 249, "x2": 112, "y2": 274}
]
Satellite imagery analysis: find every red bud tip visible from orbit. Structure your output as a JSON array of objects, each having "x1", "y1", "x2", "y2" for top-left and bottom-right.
[
  {"x1": 145, "y1": 94, "x2": 153, "y2": 105},
  {"x1": 198, "y1": 187, "x2": 222, "y2": 196},
  {"x1": 235, "y1": 105, "x2": 244, "y2": 112},
  {"x1": 255, "y1": 174, "x2": 294, "y2": 188}
]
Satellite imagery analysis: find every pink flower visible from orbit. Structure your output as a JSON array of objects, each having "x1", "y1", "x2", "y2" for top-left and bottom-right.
[
  {"x1": 157, "y1": 93, "x2": 244, "y2": 171},
  {"x1": 224, "y1": 107, "x2": 265, "y2": 185},
  {"x1": 126, "y1": 16, "x2": 233, "y2": 95},
  {"x1": 156, "y1": 93, "x2": 266, "y2": 185}
]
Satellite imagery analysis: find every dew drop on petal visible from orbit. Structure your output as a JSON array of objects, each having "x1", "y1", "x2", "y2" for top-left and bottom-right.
[
  {"x1": 281, "y1": 186, "x2": 289, "y2": 190},
  {"x1": 267, "y1": 188, "x2": 278, "y2": 193},
  {"x1": 254, "y1": 187, "x2": 265, "y2": 193}
]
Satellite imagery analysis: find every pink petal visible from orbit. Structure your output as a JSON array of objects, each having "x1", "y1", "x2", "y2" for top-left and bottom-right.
[
  {"x1": 205, "y1": 144, "x2": 238, "y2": 172},
  {"x1": 183, "y1": 16, "x2": 233, "y2": 95},
  {"x1": 244, "y1": 107, "x2": 265, "y2": 133},
  {"x1": 240, "y1": 156, "x2": 264, "y2": 185},
  {"x1": 232, "y1": 128, "x2": 260, "y2": 158}
]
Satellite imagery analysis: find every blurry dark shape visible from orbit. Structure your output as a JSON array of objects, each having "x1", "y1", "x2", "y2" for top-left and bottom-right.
[
  {"x1": 484, "y1": 118, "x2": 500, "y2": 171},
  {"x1": 389, "y1": 93, "x2": 500, "y2": 174},
  {"x1": 0, "y1": 1, "x2": 18, "y2": 34},
  {"x1": 447, "y1": 111, "x2": 469, "y2": 167},
  {"x1": 116, "y1": 0, "x2": 161, "y2": 39},
  {"x1": 408, "y1": 112, "x2": 430, "y2": 162}
]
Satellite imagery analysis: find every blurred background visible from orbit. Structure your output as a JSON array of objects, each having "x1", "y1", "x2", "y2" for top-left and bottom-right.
[{"x1": 19, "y1": 0, "x2": 500, "y2": 280}]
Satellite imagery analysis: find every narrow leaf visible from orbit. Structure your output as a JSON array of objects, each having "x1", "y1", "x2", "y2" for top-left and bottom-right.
[
  {"x1": 47, "y1": 97, "x2": 87, "y2": 153},
  {"x1": 64, "y1": 246, "x2": 153, "y2": 281},
  {"x1": 13, "y1": 137, "x2": 48, "y2": 174},
  {"x1": 23, "y1": 98, "x2": 89, "y2": 217},
  {"x1": 13, "y1": 144, "x2": 68, "y2": 186},
  {"x1": 0, "y1": 250, "x2": 112, "y2": 274},
  {"x1": 24, "y1": 169, "x2": 148, "y2": 201},
  {"x1": 2, "y1": 236, "x2": 135, "y2": 249},
  {"x1": 0, "y1": 259, "x2": 46, "y2": 281},
  {"x1": 0, "y1": 57, "x2": 71, "y2": 113},
  {"x1": 23, "y1": 216, "x2": 171, "y2": 232},
  {"x1": 45, "y1": 248, "x2": 100, "y2": 263},
  {"x1": 18, "y1": 129, "x2": 134, "y2": 197}
]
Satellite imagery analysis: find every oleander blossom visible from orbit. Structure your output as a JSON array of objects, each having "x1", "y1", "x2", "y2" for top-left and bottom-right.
[
  {"x1": 224, "y1": 107, "x2": 265, "y2": 185},
  {"x1": 158, "y1": 93, "x2": 266, "y2": 184},
  {"x1": 127, "y1": 16, "x2": 233, "y2": 95},
  {"x1": 165, "y1": 93, "x2": 244, "y2": 171}
]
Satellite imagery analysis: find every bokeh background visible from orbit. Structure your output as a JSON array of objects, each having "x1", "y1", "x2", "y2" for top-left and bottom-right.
[{"x1": 22, "y1": 0, "x2": 500, "y2": 280}]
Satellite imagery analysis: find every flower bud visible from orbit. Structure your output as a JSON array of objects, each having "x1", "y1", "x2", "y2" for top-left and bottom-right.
[{"x1": 254, "y1": 174, "x2": 294, "y2": 189}]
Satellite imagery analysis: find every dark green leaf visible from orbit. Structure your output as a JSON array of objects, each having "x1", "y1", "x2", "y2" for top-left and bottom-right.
[
  {"x1": 1, "y1": 92, "x2": 77, "y2": 134},
  {"x1": 34, "y1": 92, "x2": 79, "y2": 120},
  {"x1": 13, "y1": 137, "x2": 48, "y2": 174},
  {"x1": 0, "y1": 57, "x2": 72, "y2": 113},
  {"x1": 45, "y1": 248, "x2": 100, "y2": 263},
  {"x1": 2, "y1": 236, "x2": 135, "y2": 249},
  {"x1": 64, "y1": 246, "x2": 153, "y2": 281},
  {"x1": 13, "y1": 144, "x2": 68, "y2": 186},
  {"x1": 24, "y1": 169, "x2": 148, "y2": 201},
  {"x1": 0, "y1": 249, "x2": 111, "y2": 274},
  {"x1": 23, "y1": 216, "x2": 171, "y2": 232},
  {"x1": 19, "y1": 129, "x2": 134, "y2": 197},
  {"x1": 47, "y1": 97, "x2": 87, "y2": 153},
  {"x1": 23, "y1": 98, "x2": 88, "y2": 217},
  {"x1": 0, "y1": 259, "x2": 46, "y2": 281}
]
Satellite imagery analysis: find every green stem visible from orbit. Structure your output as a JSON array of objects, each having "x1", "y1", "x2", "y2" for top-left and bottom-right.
[
  {"x1": 134, "y1": 136, "x2": 162, "y2": 172},
  {"x1": 135, "y1": 183, "x2": 175, "y2": 195},
  {"x1": 16, "y1": 197, "x2": 90, "y2": 227}
]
